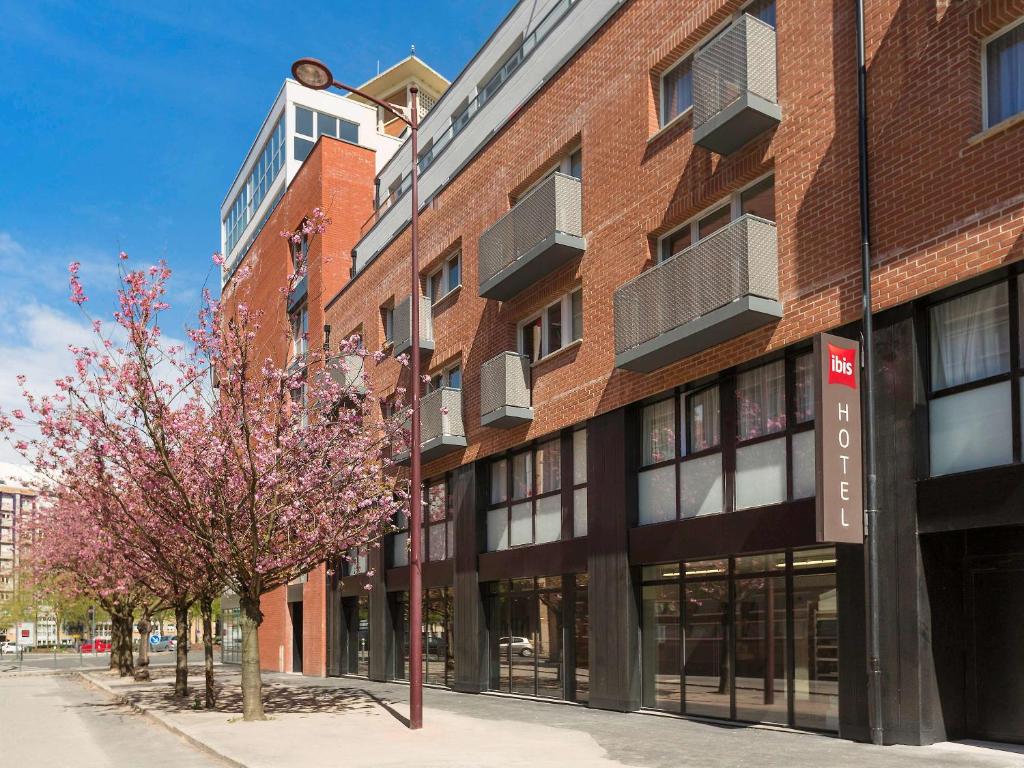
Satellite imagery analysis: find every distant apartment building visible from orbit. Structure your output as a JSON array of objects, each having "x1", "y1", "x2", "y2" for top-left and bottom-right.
[
  {"x1": 225, "y1": 0, "x2": 1024, "y2": 748},
  {"x1": 0, "y1": 476, "x2": 42, "y2": 645}
]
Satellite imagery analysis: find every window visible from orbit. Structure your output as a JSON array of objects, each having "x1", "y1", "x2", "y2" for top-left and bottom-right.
[
  {"x1": 638, "y1": 350, "x2": 815, "y2": 525},
  {"x1": 427, "y1": 361, "x2": 462, "y2": 394},
  {"x1": 518, "y1": 288, "x2": 583, "y2": 363},
  {"x1": 744, "y1": 0, "x2": 776, "y2": 28},
  {"x1": 984, "y1": 19, "x2": 1024, "y2": 128},
  {"x1": 452, "y1": 101, "x2": 471, "y2": 136},
  {"x1": 223, "y1": 116, "x2": 285, "y2": 255},
  {"x1": 487, "y1": 429, "x2": 588, "y2": 551},
  {"x1": 290, "y1": 303, "x2": 309, "y2": 363},
  {"x1": 294, "y1": 105, "x2": 359, "y2": 161},
  {"x1": 660, "y1": 175, "x2": 775, "y2": 262},
  {"x1": 927, "y1": 280, "x2": 1015, "y2": 476},
  {"x1": 381, "y1": 303, "x2": 394, "y2": 345},
  {"x1": 424, "y1": 251, "x2": 462, "y2": 304},
  {"x1": 661, "y1": 57, "x2": 694, "y2": 126}
]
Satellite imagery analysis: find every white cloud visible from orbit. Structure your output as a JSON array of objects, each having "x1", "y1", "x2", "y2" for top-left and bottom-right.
[
  {"x1": 0, "y1": 300, "x2": 188, "y2": 466},
  {"x1": 0, "y1": 232, "x2": 25, "y2": 256}
]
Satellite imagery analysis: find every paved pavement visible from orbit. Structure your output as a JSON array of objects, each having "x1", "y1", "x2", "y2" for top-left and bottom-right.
[
  {"x1": 0, "y1": 672, "x2": 224, "y2": 767},
  {"x1": 78, "y1": 667, "x2": 1024, "y2": 768}
]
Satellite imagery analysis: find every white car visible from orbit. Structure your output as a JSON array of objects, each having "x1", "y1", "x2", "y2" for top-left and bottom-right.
[
  {"x1": 0, "y1": 641, "x2": 19, "y2": 654},
  {"x1": 498, "y1": 636, "x2": 534, "y2": 657}
]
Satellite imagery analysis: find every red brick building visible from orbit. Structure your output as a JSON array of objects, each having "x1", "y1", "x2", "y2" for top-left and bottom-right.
[{"x1": 229, "y1": 0, "x2": 1024, "y2": 746}]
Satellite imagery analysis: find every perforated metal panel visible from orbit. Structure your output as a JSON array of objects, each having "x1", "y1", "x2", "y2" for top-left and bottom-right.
[
  {"x1": 480, "y1": 352, "x2": 532, "y2": 418},
  {"x1": 328, "y1": 353, "x2": 367, "y2": 394},
  {"x1": 613, "y1": 215, "x2": 778, "y2": 355},
  {"x1": 693, "y1": 14, "x2": 778, "y2": 131},
  {"x1": 392, "y1": 294, "x2": 434, "y2": 355},
  {"x1": 478, "y1": 173, "x2": 583, "y2": 288},
  {"x1": 420, "y1": 387, "x2": 465, "y2": 444}
]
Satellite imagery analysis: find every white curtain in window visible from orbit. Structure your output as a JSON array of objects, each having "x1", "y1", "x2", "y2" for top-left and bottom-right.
[
  {"x1": 930, "y1": 283, "x2": 1009, "y2": 390},
  {"x1": 573, "y1": 488, "x2": 588, "y2": 538},
  {"x1": 736, "y1": 360, "x2": 787, "y2": 439},
  {"x1": 642, "y1": 399, "x2": 676, "y2": 465},
  {"x1": 987, "y1": 22, "x2": 1024, "y2": 126},
  {"x1": 536, "y1": 439, "x2": 561, "y2": 493},
  {"x1": 490, "y1": 460, "x2": 508, "y2": 505},
  {"x1": 486, "y1": 508, "x2": 509, "y2": 552},
  {"x1": 686, "y1": 387, "x2": 720, "y2": 453},
  {"x1": 930, "y1": 381, "x2": 1012, "y2": 476},
  {"x1": 510, "y1": 502, "x2": 533, "y2": 546},
  {"x1": 638, "y1": 465, "x2": 675, "y2": 525},
  {"x1": 573, "y1": 429, "x2": 587, "y2": 485},
  {"x1": 794, "y1": 354, "x2": 815, "y2": 422},
  {"x1": 535, "y1": 495, "x2": 561, "y2": 544}
]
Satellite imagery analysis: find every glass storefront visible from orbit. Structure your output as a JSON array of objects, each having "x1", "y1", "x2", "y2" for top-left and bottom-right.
[
  {"x1": 485, "y1": 575, "x2": 588, "y2": 701},
  {"x1": 392, "y1": 587, "x2": 455, "y2": 687},
  {"x1": 339, "y1": 593, "x2": 370, "y2": 676},
  {"x1": 641, "y1": 548, "x2": 838, "y2": 731}
]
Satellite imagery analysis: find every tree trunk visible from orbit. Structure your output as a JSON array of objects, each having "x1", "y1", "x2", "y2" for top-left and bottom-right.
[
  {"x1": 111, "y1": 611, "x2": 134, "y2": 677},
  {"x1": 173, "y1": 602, "x2": 190, "y2": 697},
  {"x1": 135, "y1": 611, "x2": 152, "y2": 681},
  {"x1": 201, "y1": 596, "x2": 215, "y2": 708},
  {"x1": 239, "y1": 595, "x2": 266, "y2": 721}
]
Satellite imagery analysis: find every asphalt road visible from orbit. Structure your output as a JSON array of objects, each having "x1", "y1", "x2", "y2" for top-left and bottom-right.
[
  {"x1": 0, "y1": 648, "x2": 208, "y2": 672},
  {"x1": 0, "y1": 672, "x2": 225, "y2": 767}
]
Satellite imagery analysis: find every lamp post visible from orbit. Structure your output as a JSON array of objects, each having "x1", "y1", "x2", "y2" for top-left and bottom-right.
[{"x1": 292, "y1": 57, "x2": 425, "y2": 730}]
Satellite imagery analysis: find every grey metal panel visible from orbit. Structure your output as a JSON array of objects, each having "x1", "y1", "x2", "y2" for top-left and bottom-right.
[
  {"x1": 392, "y1": 294, "x2": 435, "y2": 358},
  {"x1": 615, "y1": 296, "x2": 782, "y2": 373},
  {"x1": 693, "y1": 14, "x2": 780, "y2": 154},
  {"x1": 478, "y1": 174, "x2": 585, "y2": 300},
  {"x1": 328, "y1": 353, "x2": 368, "y2": 395},
  {"x1": 287, "y1": 583, "x2": 304, "y2": 602},
  {"x1": 394, "y1": 387, "x2": 467, "y2": 464},
  {"x1": 479, "y1": 351, "x2": 533, "y2": 427},
  {"x1": 613, "y1": 215, "x2": 780, "y2": 370},
  {"x1": 287, "y1": 274, "x2": 308, "y2": 313}
]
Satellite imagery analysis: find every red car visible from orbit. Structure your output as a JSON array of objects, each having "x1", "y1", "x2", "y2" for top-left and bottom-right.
[{"x1": 80, "y1": 638, "x2": 111, "y2": 653}]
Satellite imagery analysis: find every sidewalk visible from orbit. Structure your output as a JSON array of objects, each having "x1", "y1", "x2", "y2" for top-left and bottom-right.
[{"x1": 79, "y1": 668, "x2": 1024, "y2": 768}]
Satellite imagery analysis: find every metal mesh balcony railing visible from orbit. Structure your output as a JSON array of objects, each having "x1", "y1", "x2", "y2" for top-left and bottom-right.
[
  {"x1": 420, "y1": 387, "x2": 465, "y2": 445},
  {"x1": 392, "y1": 294, "x2": 434, "y2": 356},
  {"x1": 694, "y1": 14, "x2": 778, "y2": 131},
  {"x1": 614, "y1": 215, "x2": 778, "y2": 358},
  {"x1": 328, "y1": 353, "x2": 367, "y2": 394},
  {"x1": 478, "y1": 173, "x2": 584, "y2": 298},
  {"x1": 480, "y1": 352, "x2": 532, "y2": 425}
]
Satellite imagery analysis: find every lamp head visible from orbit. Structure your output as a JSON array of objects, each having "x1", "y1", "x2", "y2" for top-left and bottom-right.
[{"x1": 292, "y1": 58, "x2": 333, "y2": 90}]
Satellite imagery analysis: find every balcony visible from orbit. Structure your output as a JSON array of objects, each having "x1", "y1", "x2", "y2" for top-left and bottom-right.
[
  {"x1": 480, "y1": 352, "x2": 533, "y2": 428},
  {"x1": 395, "y1": 387, "x2": 467, "y2": 464},
  {"x1": 614, "y1": 215, "x2": 781, "y2": 373},
  {"x1": 392, "y1": 294, "x2": 434, "y2": 358},
  {"x1": 328, "y1": 353, "x2": 367, "y2": 395},
  {"x1": 478, "y1": 173, "x2": 585, "y2": 301},
  {"x1": 693, "y1": 14, "x2": 781, "y2": 155}
]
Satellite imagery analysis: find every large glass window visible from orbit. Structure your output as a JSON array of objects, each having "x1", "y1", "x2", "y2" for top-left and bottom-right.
[
  {"x1": 223, "y1": 115, "x2": 285, "y2": 255},
  {"x1": 393, "y1": 587, "x2": 455, "y2": 687},
  {"x1": 294, "y1": 105, "x2": 359, "y2": 161},
  {"x1": 985, "y1": 19, "x2": 1024, "y2": 128},
  {"x1": 486, "y1": 575, "x2": 587, "y2": 702},
  {"x1": 641, "y1": 549, "x2": 836, "y2": 730},
  {"x1": 928, "y1": 280, "x2": 1016, "y2": 476},
  {"x1": 487, "y1": 429, "x2": 587, "y2": 551},
  {"x1": 639, "y1": 351, "x2": 814, "y2": 525}
]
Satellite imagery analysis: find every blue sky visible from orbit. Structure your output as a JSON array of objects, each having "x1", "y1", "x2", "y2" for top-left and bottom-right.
[{"x1": 0, "y1": 0, "x2": 513, "y2": 464}]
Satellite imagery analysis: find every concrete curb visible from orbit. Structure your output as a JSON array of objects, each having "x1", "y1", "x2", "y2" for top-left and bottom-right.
[{"x1": 76, "y1": 671, "x2": 248, "y2": 768}]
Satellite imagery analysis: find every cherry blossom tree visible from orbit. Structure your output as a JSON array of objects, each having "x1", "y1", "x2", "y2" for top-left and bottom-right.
[{"x1": 3, "y1": 228, "x2": 409, "y2": 720}]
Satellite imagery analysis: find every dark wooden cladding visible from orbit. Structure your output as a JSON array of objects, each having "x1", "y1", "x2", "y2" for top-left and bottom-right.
[
  {"x1": 586, "y1": 408, "x2": 642, "y2": 712},
  {"x1": 918, "y1": 464, "x2": 1024, "y2": 534},
  {"x1": 477, "y1": 538, "x2": 587, "y2": 582},
  {"x1": 368, "y1": 546, "x2": 389, "y2": 681},
  {"x1": 339, "y1": 573, "x2": 371, "y2": 598},
  {"x1": 628, "y1": 499, "x2": 817, "y2": 564},
  {"x1": 452, "y1": 462, "x2": 488, "y2": 693},
  {"x1": 384, "y1": 560, "x2": 455, "y2": 592}
]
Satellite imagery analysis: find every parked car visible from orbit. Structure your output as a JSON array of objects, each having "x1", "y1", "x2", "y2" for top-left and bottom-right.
[
  {"x1": 498, "y1": 636, "x2": 534, "y2": 657},
  {"x1": 80, "y1": 638, "x2": 110, "y2": 653},
  {"x1": 149, "y1": 637, "x2": 172, "y2": 652},
  {"x1": 0, "y1": 641, "x2": 19, "y2": 654},
  {"x1": 166, "y1": 636, "x2": 178, "y2": 651}
]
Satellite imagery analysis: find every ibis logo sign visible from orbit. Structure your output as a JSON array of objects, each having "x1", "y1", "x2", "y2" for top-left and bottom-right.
[{"x1": 814, "y1": 333, "x2": 864, "y2": 544}]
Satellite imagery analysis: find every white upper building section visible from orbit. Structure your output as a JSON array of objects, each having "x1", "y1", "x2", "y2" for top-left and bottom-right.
[
  {"x1": 353, "y1": 0, "x2": 626, "y2": 274},
  {"x1": 219, "y1": 80, "x2": 404, "y2": 281}
]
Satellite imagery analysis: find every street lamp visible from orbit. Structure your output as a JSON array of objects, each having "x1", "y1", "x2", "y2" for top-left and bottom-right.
[{"x1": 292, "y1": 57, "x2": 425, "y2": 731}]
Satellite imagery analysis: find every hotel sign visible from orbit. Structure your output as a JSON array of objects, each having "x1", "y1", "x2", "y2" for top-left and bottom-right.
[{"x1": 814, "y1": 333, "x2": 864, "y2": 544}]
